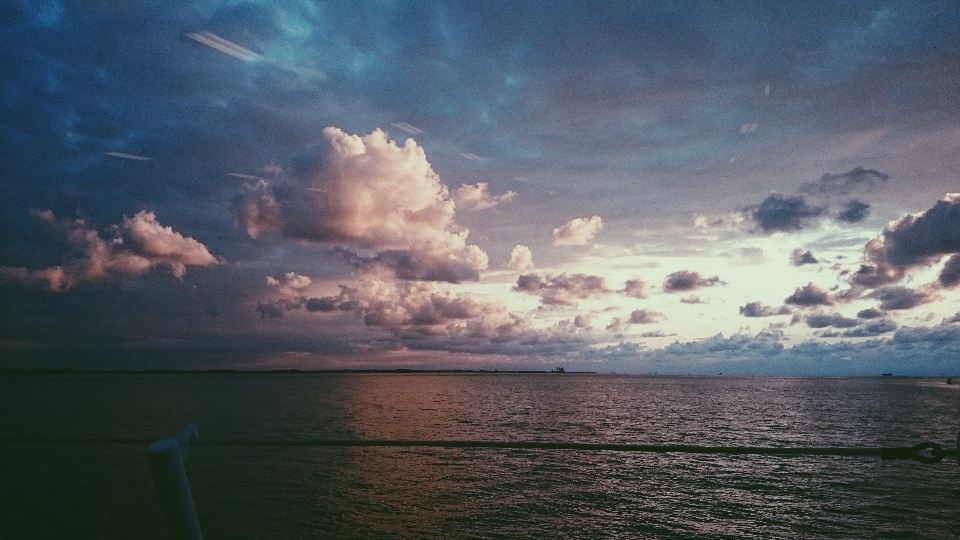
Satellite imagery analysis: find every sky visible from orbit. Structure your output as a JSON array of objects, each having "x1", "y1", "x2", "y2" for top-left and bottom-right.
[{"x1": 2, "y1": 0, "x2": 960, "y2": 374}]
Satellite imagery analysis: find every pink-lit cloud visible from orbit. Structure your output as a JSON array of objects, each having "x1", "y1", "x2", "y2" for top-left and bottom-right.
[
  {"x1": 504, "y1": 245, "x2": 534, "y2": 271},
  {"x1": 513, "y1": 272, "x2": 613, "y2": 306},
  {"x1": 553, "y1": 215, "x2": 603, "y2": 246},
  {"x1": 234, "y1": 127, "x2": 489, "y2": 283},
  {"x1": 453, "y1": 182, "x2": 516, "y2": 210},
  {"x1": 852, "y1": 193, "x2": 960, "y2": 289},
  {"x1": 0, "y1": 210, "x2": 219, "y2": 291}
]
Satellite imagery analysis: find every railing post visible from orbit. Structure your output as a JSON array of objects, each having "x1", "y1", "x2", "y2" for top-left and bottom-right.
[{"x1": 147, "y1": 425, "x2": 202, "y2": 540}]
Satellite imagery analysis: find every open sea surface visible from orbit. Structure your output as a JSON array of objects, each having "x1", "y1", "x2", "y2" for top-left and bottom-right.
[{"x1": 1, "y1": 372, "x2": 958, "y2": 539}]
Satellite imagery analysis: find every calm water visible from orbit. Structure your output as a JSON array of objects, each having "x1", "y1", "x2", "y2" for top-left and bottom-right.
[{"x1": 1, "y1": 373, "x2": 958, "y2": 539}]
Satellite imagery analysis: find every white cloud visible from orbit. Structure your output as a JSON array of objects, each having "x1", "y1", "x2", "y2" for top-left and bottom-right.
[
  {"x1": 504, "y1": 245, "x2": 534, "y2": 271},
  {"x1": 553, "y1": 215, "x2": 603, "y2": 246}
]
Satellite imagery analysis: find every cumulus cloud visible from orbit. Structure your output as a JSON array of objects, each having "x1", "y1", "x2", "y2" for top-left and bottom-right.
[
  {"x1": 553, "y1": 215, "x2": 603, "y2": 246},
  {"x1": 233, "y1": 127, "x2": 488, "y2": 283},
  {"x1": 790, "y1": 249, "x2": 819, "y2": 266},
  {"x1": 573, "y1": 313, "x2": 594, "y2": 329},
  {"x1": 628, "y1": 309, "x2": 665, "y2": 324},
  {"x1": 836, "y1": 199, "x2": 870, "y2": 223},
  {"x1": 784, "y1": 283, "x2": 835, "y2": 306},
  {"x1": 268, "y1": 277, "x2": 600, "y2": 352},
  {"x1": 663, "y1": 270, "x2": 721, "y2": 292},
  {"x1": 504, "y1": 245, "x2": 534, "y2": 271},
  {"x1": 856, "y1": 307, "x2": 884, "y2": 319},
  {"x1": 622, "y1": 278, "x2": 648, "y2": 298},
  {"x1": 839, "y1": 319, "x2": 898, "y2": 337},
  {"x1": 739, "y1": 302, "x2": 791, "y2": 317},
  {"x1": 266, "y1": 272, "x2": 312, "y2": 297},
  {"x1": 513, "y1": 273, "x2": 613, "y2": 306},
  {"x1": 798, "y1": 167, "x2": 889, "y2": 197},
  {"x1": 452, "y1": 182, "x2": 517, "y2": 210},
  {"x1": 939, "y1": 254, "x2": 960, "y2": 288},
  {"x1": 0, "y1": 210, "x2": 218, "y2": 292},
  {"x1": 748, "y1": 194, "x2": 824, "y2": 233},
  {"x1": 680, "y1": 295, "x2": 705, "y2": 304},
  {"x1": 806, "y1": 312, "x2": 858, "y2": 328},
  {"x1": 865, "y1": 285, "x2": 937, "y2": 311},
  {"x1": 852, "y1": 193, "x2": 960, "y2": 289}
]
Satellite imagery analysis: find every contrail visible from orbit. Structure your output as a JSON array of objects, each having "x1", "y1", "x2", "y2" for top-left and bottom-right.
[
  {"x1": 104, "y1": 152, "x2": 151, "y2": 161},
  {"x1": 186, "y1": 31, "x2": 262, "y2": 61}
]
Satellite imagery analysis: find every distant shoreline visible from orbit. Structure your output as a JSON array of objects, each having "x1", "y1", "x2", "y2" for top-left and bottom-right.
[{"x1": 0, "y1": 368, "x2": 597, "y2": 375}]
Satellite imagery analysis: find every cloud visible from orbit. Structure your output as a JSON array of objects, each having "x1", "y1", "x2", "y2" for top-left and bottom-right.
[
  {"x1": 939, "y1": 254, "x2": 960, "y2": 288},
  {"x1": 679, "y1": 295, "x2": 705, "y2": 304},
  {"x1": 852, "y1": 193, "x2": 960, "y2": 288},
  {"x1": 234, "y1": 127, "x2": 488, "y2": 283},
  {"x1": 504, "y1": 245, "x2": 535, "y2": 271},
  {"x1": 553, "y1": 215, "x2": 603, "y2": 246},
  {"x1": 856, "y1": 307, "x2": 884, "y2": 319},
  {"x1": 790, "y1": 249, "x2": 819, "y2": 266},
  {"x1": 838, "y1": 319, "x2": 898, "y2": 337},
  {"x1": 637, "y1": 330, "x2": 673, "y2": 338},
  {"x1": 798, "y1": 167, "x2": 889, "y2": 197},
  {"x1": 739, "y1": 302, "x2": 791, "y2": 317},
  {"x1": 628, "y1": 309, "x2": 665, "y2": 324},
  {"x1": 784, "y1": 283, "x2": 835, "y2": 306},
  {"x1": 865, "y1": 285, "x2": 937, "y2": 311},
  {"x1": 748, "y1": 194, "x2": 824, "y2": 233},
  {"x1": 806, "y1": 312, "x2": 858, "y2": 328},
  {"x1": 662, "y1": 270, "x2": 721, "y2": 292},
  {"x1": 278, "y1": 277, "x2": 600, "y2": 354},
  {"x1": 0, "y1": 210, "x2": 218, "y2": 292},
  {"x1": 513, "y1": 273, "x2": 612, "y2": 306},
  {"x1": 573, "y1": 313, "x2": 594, "y2": 329},
  {"x1": 622, "y1": 278, "x2": 648, "y2": 298},
  {"x1": 836, "y1": 199, "x2": 870, "y2": 223},
  {"x1": 266, "y1": 272, "x2": 312, "y2": 297},
  {"x1": 452, "y1": 183, "x2": 517, "y2": 210},
  {"x1": 891, "y1": 323, "x2": 960, "y2": 345}
]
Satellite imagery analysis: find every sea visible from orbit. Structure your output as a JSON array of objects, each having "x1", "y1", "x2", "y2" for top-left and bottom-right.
[{"x1": 1, "y1": 372, "x2": 958, "y2": 539}]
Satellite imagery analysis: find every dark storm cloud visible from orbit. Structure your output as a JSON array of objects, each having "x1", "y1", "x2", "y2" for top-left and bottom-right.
[
  {"x1": 748, "y1": 194, "x2": 824, "y2": 233},
  {"x1": 798, "y1": 167, "x2": 889, "y2": 197},
  {"x1": 790, "y1": 249, "x2": 819, "y2": 266},
  {"x1": 662, "y1": 270, "x2": 721, "y2": 292},
  {"x1": 853, "y1": 194, "x2": 960, "y2": 288},
  {"x1": 805, "y1": 313, "x2": 858, "y2": 329},
  {"x1": 784, "y1": 283, "x2": 835, "y2": 306},
  {"x1": 513, "y1": 273, "x2": 613, "y2": 306},
  {"x1": 836, "y1": 199, "x2": 870, "y2": 223},
  {"x1": 739, "y1": 302, "x2": 791, "y2": 318}
]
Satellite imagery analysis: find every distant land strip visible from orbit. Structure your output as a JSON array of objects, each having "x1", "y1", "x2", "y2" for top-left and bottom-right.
[{"x1": 0, "y1": 368, "x2": 596, "y2": 375}]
